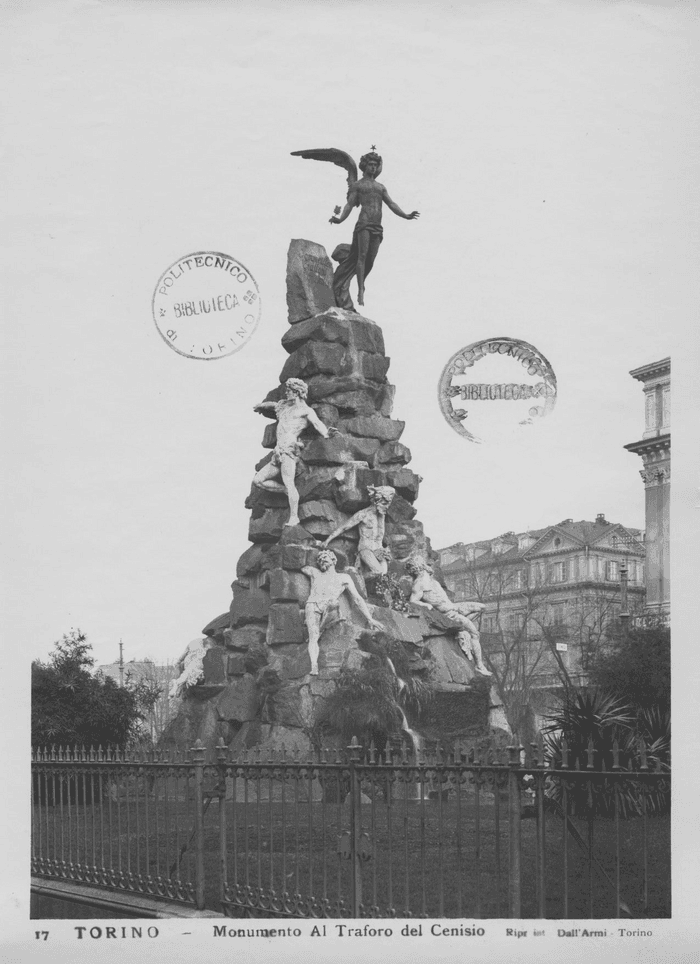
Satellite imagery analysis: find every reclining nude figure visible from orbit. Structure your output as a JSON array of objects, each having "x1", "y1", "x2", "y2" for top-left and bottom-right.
[
  {"x1": 302, "y1": 549, "x2": 383, "y2": 676},
  {"x1": 323, "y1": 484, "x2": 396, "y2": 575},
  {"x1": 405, "y1": 558, "x2": 492, "y2": 676},
  {"x1": 253, "y1": 377, "x2": 340, "y2": 527}
]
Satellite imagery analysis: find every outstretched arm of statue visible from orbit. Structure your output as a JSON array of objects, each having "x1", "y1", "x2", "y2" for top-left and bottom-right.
[
  {"x1": 382, "y1": 187, "x2": 420, "y2": 220},
  {"x1": 253, "y1": 401, "x2": 277, "y2": 414},
  {"x1": 344, "y1": 578, "x2": 383, "y2": 630},
  {"x1": 324, "y1": 509, "x2": 365, "y2": 547},
  {"x1": 306, "y1": 406, "x2": 341, "y2": 439}
]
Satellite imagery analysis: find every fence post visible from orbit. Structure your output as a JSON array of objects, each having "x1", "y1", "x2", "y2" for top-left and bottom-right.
[
  {"x1": 347, "y1": 737, "x2": 363, "y2": 918},
  {"x1": 191, "y1": 740, "x2": 206, "y2": 911},
  {"x1": 507, "y1": 744, "x2": 523, "y2": 918},
  {"x1": 216, "y1": 738, "x2": 228, "y2": 909}
]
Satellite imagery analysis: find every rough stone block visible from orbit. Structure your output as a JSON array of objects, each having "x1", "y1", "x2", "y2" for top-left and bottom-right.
[
  {"x1": 298, "y1": 500, "x2": 350, "y2": 537},
  {"x1": 281, "y1": 309, "x2": 385, "y2": 355},
  {"x1": 262, "y1": 422, "x2": 277, "y2": 448},
  {"x1": 269, "y1": 568, "x2": 311, "y2": 604},
  {"x1": 360, "y1": 353, "x2": 391, "y2": 381},
  {"x1": 297, "y1": 475, "x2": 335, "y2": 504},
  {"x1": 302, "y1": 435, "x2": 380, "y2": 465},
  {"x1": 236, "y1": 544, "x2": 270, "y2": 580},
  {"x1": 278, "y1": 523, "x2": 316, "y2": 545},
  {"x1": 423, "y1": 609, "x2": 462, "y2": 635},
  {"x1": 286, "y1": 240, "x2": 335, "y2": 324},
  {"x1": 332, "y1": 464, "x2": 384, "y2": 513},
  {"x1": 318, "y1": 620, "x2": 357, "y2": 675},
  {"x1": 378, "y1": 384, "x2": 396, "y2": 417},
  {"x1": 428, "y1": 636, "x2": 477, "y2": 686},
  {"x1": 376, "y1": 441, "x2": 412, "y2": 466},
  {"x1": 267, "y1": 603, "x2": 305, "y2": 645},
  {"x1": 202, "y1": 648, "x2": 227, "y2": 685},
  {"x1": 385, "y1": 467, "x2": 421, "y2": 502},
  {"x1": 372, "y1": 609, "x2": 425, "y2": 645},
  {"x1": 281, "y1": 544, "x2": 311, "y2": 571},
  {"x1": 280, "y1": 342, "x2": 353, "y2": 383},
  {"x1": 201, "y1": 612, "x2": 230, "y2": 642},
  {"x1": 268, "y1": 644, "x2": 312, "y2": 681},
  {"x1": 227, "y1": 654, "x2": 248, "y2": 676},
  {"x1": 245, "y1": 485, "x2": 288, "y2": 511},
  {"x1": 216, "y1": 676, "x2": 260, "y2": 723},
  {"x1": 248, "y1": 508, "x2": 288, "y2": 543},
  {"x1": 309, "y1": 678, "x2": 336, "y2": 698},
  {"x1": 311, "y1": 403, "x2": 339, "y2": 427},
  {"x1": 321, "y1": 390, "x2": 379, "y2": 417},
  {"x1": 386, "y1": 519, "x2": 431, "y2": 562},
  {"x1": 386, "y1": 493, "x2": 417, "y2": 523},
  {"x1": 307, "y1": 375, "x2": 384, "y2": 404},
  {"x1": 230, "y1": 585, "x2": 271, "y2": 627},
  {"x1": 339, "y1": 415, "x2": 405, "y2": 442},
  {"x1": 262, "y1": 681, "x2": 313, "y2": 728},
  {"x1": 225, "y1": 624, "x2": 267, "y2": 651}
]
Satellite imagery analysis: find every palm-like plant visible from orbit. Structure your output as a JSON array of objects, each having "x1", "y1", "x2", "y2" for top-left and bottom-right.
[{"x1": 543, "y1": 689, "x2": 638, "y2": 816}]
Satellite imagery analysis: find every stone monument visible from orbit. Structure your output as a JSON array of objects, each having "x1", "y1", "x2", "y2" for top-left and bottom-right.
[{"x1": 161, "y1": 239, "x2": 508, "y2": 758}]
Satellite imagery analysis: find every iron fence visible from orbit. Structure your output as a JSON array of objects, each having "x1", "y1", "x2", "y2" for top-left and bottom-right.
[{"x1": 31, "y1": 739, "x2": 670, "y2": 919}]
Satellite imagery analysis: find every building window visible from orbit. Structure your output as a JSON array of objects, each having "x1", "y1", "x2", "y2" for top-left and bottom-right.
[
  {"x1": 551, "y1": 603, "x2": 566, "y2": 626},
  {"x1": 645, "y1": 392, "x2": 656, "y2": 431},
  {"x1": 549, "y1": 561, "x2": 568, "y2": 583},
  {"x1": 512, "y1": 569, "x2": 527, "y2": 590},
  {"x1": 606, "y1": 560, "x2": 619, "y2": 581}
]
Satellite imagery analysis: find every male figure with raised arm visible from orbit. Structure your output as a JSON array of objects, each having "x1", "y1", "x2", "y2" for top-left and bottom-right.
[
  {"x1": 302, "y1": 550, "x2": 383, "y2": 676},
  {"x1": 324, "y1": 484, "x2": 396, "y2": 575},
  {"x1": 253, "y1": 377, "x2": 340, "y2": 527}
]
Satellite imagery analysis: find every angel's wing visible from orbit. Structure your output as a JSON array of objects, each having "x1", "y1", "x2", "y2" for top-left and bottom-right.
[{"x1": 291, "y1": 148, "x2": 358, "y2": 188}]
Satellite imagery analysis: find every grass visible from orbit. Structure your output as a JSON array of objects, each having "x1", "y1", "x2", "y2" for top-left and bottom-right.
[{"x1": 32, "y1": 772, "x2": 670, "y2": 919}]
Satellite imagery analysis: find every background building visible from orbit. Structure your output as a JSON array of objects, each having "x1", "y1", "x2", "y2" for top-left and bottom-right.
[
  {"x1": 437, "y1": 515, "x2": 645, "y2": 737},
  {"x1": 624, "y1": 357, "x2": 670, "y2": 624}
]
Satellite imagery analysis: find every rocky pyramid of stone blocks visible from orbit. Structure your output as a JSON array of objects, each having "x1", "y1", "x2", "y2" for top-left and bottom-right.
[{"x1": 160, "y1": 240, "x2": 507, "y2": 757}]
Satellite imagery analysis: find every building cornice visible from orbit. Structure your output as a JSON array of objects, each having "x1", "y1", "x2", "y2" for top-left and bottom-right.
[
  {"x1": 624, "y1": 434, "x2": 670, "y2": 457},
  {"x1": 629, "y1": 358, "x2": 670, "y2": 382}
]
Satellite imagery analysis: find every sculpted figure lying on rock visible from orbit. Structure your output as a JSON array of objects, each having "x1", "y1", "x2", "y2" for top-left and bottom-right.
[
  {"x1": 302, "y1": 549, "x2": 383, "y2": 676},
  {"x1": 404, "y1": 558, "x2": 493, "y2": 676},
  {"x1": 169, "y1": 637, "x2": 213, "y2": 699},
  {"x1": 253, "y1": 377, "x2": 340, "y2": 527},
  {"x1": 324, "y1": 484, "x2": 396, "y2": 575}
]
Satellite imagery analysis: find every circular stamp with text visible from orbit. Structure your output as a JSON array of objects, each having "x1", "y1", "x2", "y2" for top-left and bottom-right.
[
  {"x1": 438, "y1": 337, "x2": 557, "y2": 443},
  {"x1": 152, "y1": 252, "x2": 261, "y2": 360}
]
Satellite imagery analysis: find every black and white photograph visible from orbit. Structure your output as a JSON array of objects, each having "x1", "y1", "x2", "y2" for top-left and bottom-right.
[{"x1": 2, "y1": 0, "x2": 698, "y2": 960}]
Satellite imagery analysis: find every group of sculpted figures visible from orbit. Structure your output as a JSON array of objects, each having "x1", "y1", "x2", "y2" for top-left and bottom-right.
[
  {"x1": 301, "y1": 550, "x2": 492, "y2": 678},
  {"x1": 248, "y1": 376, "x2": 491, "y2": 677}
]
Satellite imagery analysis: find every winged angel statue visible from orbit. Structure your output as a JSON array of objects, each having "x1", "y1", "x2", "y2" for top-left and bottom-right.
[{"x1": 291, "y1": 147, "x2": 419, "y2": 308}]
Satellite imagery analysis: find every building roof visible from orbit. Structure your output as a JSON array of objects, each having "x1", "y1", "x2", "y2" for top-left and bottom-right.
[{"x1": 439, "y1": 517, "x2": 643, "y2": 568}]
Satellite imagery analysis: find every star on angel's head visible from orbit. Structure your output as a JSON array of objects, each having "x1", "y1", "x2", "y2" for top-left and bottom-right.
[{"x1": 370, "y1": 144, "x2": 377, "y2": 151}]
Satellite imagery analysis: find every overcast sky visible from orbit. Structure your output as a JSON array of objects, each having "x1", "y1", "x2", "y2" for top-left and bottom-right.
[{"x1": 2, "y1": 0, "x2": 697, "y2": 672}]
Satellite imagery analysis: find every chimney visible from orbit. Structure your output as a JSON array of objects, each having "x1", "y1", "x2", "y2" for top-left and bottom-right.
[{"x1": 596, "y1": 513, "x2": 607, "y2": 524}]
